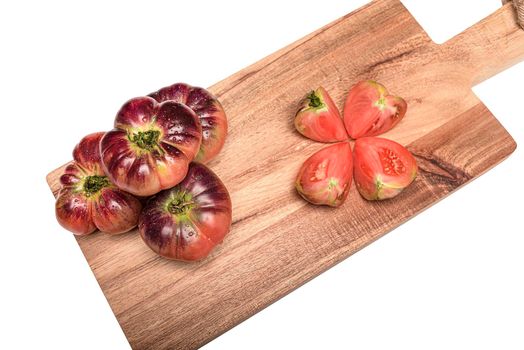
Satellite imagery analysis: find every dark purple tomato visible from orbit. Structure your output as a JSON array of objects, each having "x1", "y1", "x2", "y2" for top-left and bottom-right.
[
  {"x1": 344, "y1": 80, "x2": 407, "y2": 139},
  {"x1": 139, "y1": 162, "x2": 232, "y2": 261},
  {"x1": 100, "y1": 97, "x2": 202, "y2": 197},
  {"x1": 55, "y1": 132, "x2": 142, "y2": 235},
  {"x1": 149, "y1": 83, "x2": 228, "y2": 164}
]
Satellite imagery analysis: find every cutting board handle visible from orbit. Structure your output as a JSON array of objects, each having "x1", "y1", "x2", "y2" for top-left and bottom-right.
[
  {"x1": 502, "y1": 0, "x2": 524, "y2": 28},
  {"x1": 442, "y1": 2, "x2": 524, "y2": 86}
]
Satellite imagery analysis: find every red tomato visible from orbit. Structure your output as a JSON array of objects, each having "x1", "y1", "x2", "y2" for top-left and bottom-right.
[
  {"x1": 149, "y1": 83, "x2": 228, "y2": 164},
  {"x1": 295, "y1": 142, "x2": 353, "y2": 207},
  {"x1": 344, "y1": 80, "x2": 407, "y2": 139},
  {"x1": 294, "y1": 86, "x2": 348, "y2": 142},
  {"x1": 55, "y1": 132, "x2": 142, "y2": 235},
  {"x1": 139, "y1": 162, "x2": 232, "y2": 261},
  {"x1": 353, "y1": 137, "x2": 417, "y2": 200},
  {"x1": 100, "y1": 97, "x2": 202, "y2": 197}
]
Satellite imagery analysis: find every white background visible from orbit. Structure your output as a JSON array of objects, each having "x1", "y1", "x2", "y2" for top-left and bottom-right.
[{"x1": 1, "y1": 0, "x2": 523, "y2": 349}]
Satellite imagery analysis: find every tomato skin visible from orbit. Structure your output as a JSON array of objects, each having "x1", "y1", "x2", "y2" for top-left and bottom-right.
[
  {"x1": 55, "y1": 132, "x2": 142, "y2": 235},
  {"x1": 55, "y1": 182, "x2": 96, "y2": 235},
  {"x1": 353, "y1": 137, "x2": 417, "y2": 200},
  {"x1": 139, "y1": 162, "x2": 232, "y2": 261},
  {"x1": 295, "y1": 142, "x2": 353, "y2": 207},
  {"x1": 149, "y1": 83, "x2": 228, "y2": 164},
  {"x1": 294, "y1": 87, "x2": 348, "y2": 143},
  {"x1": 343, "y1": 81, "x2": 407, "y2": 139},
  {"x1": 100, "y1": 97, "x2": 202, "y2": 197}
]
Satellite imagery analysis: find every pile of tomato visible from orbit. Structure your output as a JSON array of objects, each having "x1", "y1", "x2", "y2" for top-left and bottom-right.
[
  {"x1": 54, "y1": 79, "x2": 418, "y2": 261},
  {"x1": 294, "y1": 80, "x2": 418, "y2": 206},
  {"x1": 55, "y1": 83, "x2": 232, "y2": 261}
]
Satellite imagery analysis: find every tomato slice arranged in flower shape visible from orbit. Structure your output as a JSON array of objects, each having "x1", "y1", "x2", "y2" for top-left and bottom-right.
[
  {"x1": 55, "y1": 132, "x2": 142, "y2": 235},
  {"x1": 295, "y1": 142, "x2": 353, "y2": 207},
  {"x1": 294, "y1": 86, "x2": 348, "y2": 143},
  {"x1": 343, "y1": 80, "x2": 407, "y2": 139},
  {"x1": 139, "y1": 162, "x2": 232, "y2": 261},
  {"x1": 353, "y1": 137, "x2": 417, "y2": 200},
  {"x1": 100, "y1": 97, "x2": 202, "y2": 197},
  {"x1": 149, "y1": 83, "x2": 228, "y2": 164}
]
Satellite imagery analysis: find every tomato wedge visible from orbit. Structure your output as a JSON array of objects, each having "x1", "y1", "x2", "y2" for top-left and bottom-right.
[
  {"x1": 344, "y1": 80, "x2": 407, "y2": 139},
  {"x1": 294, "y1": 86, "x2": 348, "y2": 142},
  {"x1": 353, "y1": 137, "x2": 417, "y2": 200},
  {"x1": 295, "y1": 142, "x2": 353, "y2": 207}
]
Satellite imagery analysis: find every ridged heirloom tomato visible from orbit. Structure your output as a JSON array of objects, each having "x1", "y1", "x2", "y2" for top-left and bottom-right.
[
  {"x1": 344, "y1": 80, "x2": 407, "y2": 139},
  {"x1": 55, "y1": 132, "x2": 142, "y2": 235},
  {"x1": 100, "y1": 97, "x2": 202, "y2": 197},
  {"x1": 294, "y1": 86, "x2": 348, "y2": 143},
  {"x1": 295, "y1": 142, "x2": 353, "y2": 207},
  {"x1": 149, "y1": 83, "x2": 228, "y2": 164},
  {"x1": 353, "y1": 137, "x2": 417, "y2": 200},
  {"x1": 139, "y1": 162, "x2": 232, "y2": 261}
]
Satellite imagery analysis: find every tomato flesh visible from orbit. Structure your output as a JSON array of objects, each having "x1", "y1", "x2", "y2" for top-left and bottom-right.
[{"x1": 353, "y1": 137, "x2": 417, "y2": 200}]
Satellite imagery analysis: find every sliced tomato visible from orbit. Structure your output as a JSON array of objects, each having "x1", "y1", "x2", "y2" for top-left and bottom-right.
[
  {"x1": 294, "y1": 86, "x2": 348, "y2": 142},
  {"x1": 353, "y1": 137, "x2": 417, "y2": 200},
  {"x1": 343, "y1": 80, "x2": 407, "y2": 139},
  {"x1": 295, "y1": 142, "x2": 353, "y2": 207}
]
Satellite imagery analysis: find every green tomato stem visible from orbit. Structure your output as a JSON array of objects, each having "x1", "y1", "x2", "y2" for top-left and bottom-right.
[
  {"x1": 130, "y1": 130, "x2": 161, "y2": 151},
  {"x1": 307, "y1": 91, "x2": 323, "y2": 108},
  {"x1": 83, "y1": 175, "x2": 110, "y2": 197},
  {"x1": 167, "y1": 193, "x2": 195, "y2": 215}
]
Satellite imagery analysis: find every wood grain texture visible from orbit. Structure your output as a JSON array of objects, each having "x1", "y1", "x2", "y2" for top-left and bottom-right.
[{"x1": 46, "y1": 1, "x2": 524, "y2": 349}]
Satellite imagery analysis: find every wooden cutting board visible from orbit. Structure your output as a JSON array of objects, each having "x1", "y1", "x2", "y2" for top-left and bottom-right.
[{"x1": 46, "y1": 1, "x2": 524, "y2": 348}]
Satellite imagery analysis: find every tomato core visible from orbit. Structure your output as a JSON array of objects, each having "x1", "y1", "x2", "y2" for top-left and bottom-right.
[
  {"x1": 375, "y1": 96, "x2": 386, "y2": 111},
  {"x1": 167, "y1": 193, "x2": 194, "y2": 215},
  {"x1": 130, "y1": 130, "x2": 160, "y2": 151},
  {"x1": 83, "y1": 175, "x2": 110, "y2": 197}
]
